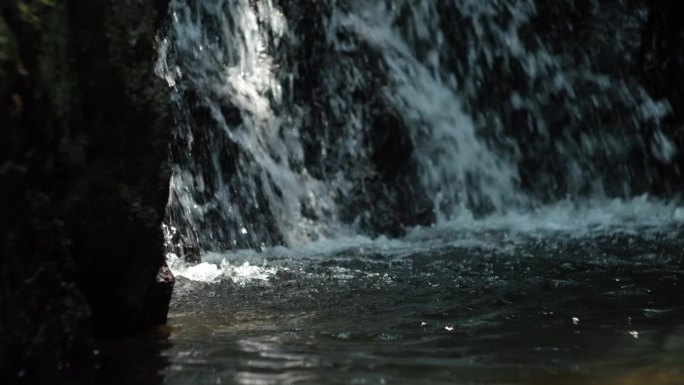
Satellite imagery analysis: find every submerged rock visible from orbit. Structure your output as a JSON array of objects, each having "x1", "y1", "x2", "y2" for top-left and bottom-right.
[{"x1": 0, "y1": 0, "x2": 172, "y2": 380}]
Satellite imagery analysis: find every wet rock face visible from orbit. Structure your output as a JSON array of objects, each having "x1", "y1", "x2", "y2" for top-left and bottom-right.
[
  {"x1": 637, "y1": 0, "x2": 684, "y2": 195},
  {"x1": 262, "y1": 0, "x2": 683, "y2": 236},
  {"x1": 433, "y1": 0, "x2": 682, "y2": 202},
  {"x1": 0, "y1": 0, "x2": 172, "y2": 380},
  {"x1": 277, "y1": 1, "x2": 436, "y2": 237},
  {"x1": 162, "y1": 0, "x2": 436, "y2": 256}
]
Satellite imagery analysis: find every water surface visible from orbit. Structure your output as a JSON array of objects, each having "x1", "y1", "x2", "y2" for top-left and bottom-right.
[{"x1": 155, "y1": 202, "x2": 684, "y2": 385}]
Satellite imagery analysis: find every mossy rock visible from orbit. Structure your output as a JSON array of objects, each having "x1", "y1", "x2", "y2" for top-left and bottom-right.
[
  {"x1": 0, "y1": 0, "x2": 173, "y2": 380},
  {"x1": 0, "y1": 15, "x2": 18, "y2": 95}
]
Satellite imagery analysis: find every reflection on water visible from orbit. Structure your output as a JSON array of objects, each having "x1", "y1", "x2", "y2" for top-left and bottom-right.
[{"x1": 157, "y1": 222, "x2": 684, "y2": 385}]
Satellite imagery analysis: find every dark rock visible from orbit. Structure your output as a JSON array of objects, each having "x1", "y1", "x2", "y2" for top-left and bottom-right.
[
  {"x1": 637, "y1": 0, "x2": 684, "y2": 195},
  {"x1": 434, "y1": 0, "x2": 681, "y2": 202},
  {"x1": 278, "y1": 1, "x2": 435, "y2": 237},
  {"x1": 0, "y1": 0, "x2": 172, "y2": 380}
]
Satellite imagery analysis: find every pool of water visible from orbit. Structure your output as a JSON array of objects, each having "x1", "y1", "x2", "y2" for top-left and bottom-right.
[
  {"x1": 91, "y1": 202, "x2": 684, "y2": 385},
  {"x1": 113, "y1": 214, "x2": 681, "y2": 385}
]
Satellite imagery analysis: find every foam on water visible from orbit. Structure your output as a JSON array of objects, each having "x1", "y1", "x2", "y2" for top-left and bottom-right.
[
  {"x1": 168, "y1": 255, "x2": 225, "y2": 282},
  {"x1": 433, "y1": 194, "x2": 684, "y2": 233},
  {"x1": 170, "y1": 195, "x2": 683, "y2": 283}
]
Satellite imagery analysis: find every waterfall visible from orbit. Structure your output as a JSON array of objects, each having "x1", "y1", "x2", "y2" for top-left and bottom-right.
[{"x1": 156, "y1": 0, "x2": 679, "y2": 258}]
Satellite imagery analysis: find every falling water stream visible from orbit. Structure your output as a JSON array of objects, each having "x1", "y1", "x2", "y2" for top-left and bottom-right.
[{"x1": 120, "y1": 0, "x2": 684, "y2": 383}]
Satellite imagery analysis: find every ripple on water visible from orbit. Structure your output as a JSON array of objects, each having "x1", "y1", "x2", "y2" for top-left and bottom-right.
[{"x1": 155, "y1": 217, "x2": 684, "y2": 385}]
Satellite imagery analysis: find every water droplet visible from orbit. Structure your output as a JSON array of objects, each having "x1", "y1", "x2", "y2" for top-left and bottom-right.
[{"x1": 336, "y1": 332, "x2": 351, "y2": 340}]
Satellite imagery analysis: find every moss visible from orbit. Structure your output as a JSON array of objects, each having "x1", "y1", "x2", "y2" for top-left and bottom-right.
[
  {"x1": 0, "y1": 15, "x2": 17, "y2": 96},
  {"x1": 9, "y1": 93, "x2": 22, "y2": 115},
  {"x1": 17, "y1": 0, "x2": 57, "y2": 28},
  {"x1": 35, "y1": 1, "x2": 71, "y2": 121}
]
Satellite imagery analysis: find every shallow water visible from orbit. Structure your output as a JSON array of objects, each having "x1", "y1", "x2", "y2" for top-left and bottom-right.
[{"x1": 121, "y1": 202, "x2": 683, "y2": 385}]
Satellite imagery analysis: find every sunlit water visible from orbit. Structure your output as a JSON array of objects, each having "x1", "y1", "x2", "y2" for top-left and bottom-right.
[{"x1": 92, "y1": 198, "x2": 683, "y2": 385}]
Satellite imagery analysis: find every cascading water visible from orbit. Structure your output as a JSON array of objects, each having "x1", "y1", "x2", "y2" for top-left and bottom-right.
[
  {"x1": 157, "y1": 0, "x2": 679, "y2": 259},
  {"x1": 141, "y1": 2, "x2": 684, "y2": 384}
]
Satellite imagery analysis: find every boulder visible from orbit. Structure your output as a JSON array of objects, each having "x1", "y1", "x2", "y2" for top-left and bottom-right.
[{"x1": 0, "y1": 0, "x2": 172, "y2": 380}]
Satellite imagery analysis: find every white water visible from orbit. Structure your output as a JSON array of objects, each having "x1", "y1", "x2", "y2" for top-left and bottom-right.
[
  {"x1": 157, "y1": 0, "x2": 680, "y2": 262},
  {"x1": 169, "y1": 195, "x2": 684, "y2": 283},
  {"x1": 159, "y1": 0, "x2": 345, "y2": 251}
]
